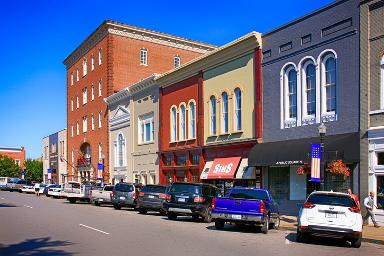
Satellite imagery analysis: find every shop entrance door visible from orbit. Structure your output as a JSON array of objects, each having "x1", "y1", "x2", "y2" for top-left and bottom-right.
[
  {"x1": 268, "y1": 167, "x2": 290, "y2": 200},
  {"x1": 175, "y1": 170, "x2": 187, "y2": 182},
  {"x1": 376, "y1": 175, "x2": 384, "y2": 224}
]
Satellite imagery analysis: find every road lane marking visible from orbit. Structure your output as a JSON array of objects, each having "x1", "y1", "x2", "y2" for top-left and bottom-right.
[
  {"x1": 23, "y1": 205, "x2": 33, "y2": 208},
  {"x1": 79, "y1": 224, "x2": 110, "y2": 235}
]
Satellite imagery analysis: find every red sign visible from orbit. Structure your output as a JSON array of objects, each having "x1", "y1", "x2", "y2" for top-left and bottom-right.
[{"x1": 205, "y1": 157, "x2": 241, "y2": 179}]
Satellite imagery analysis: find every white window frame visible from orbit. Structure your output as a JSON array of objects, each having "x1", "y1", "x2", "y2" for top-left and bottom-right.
[
  {"x1": 221, "y1": 92, "x2": 229, "y2": 134},
  {"x1": 210, "y1": 96, "x2": 217, "y2": 136},
  {"x1": 115, "y1": 133, "x2": 126, "y2": 167},
  {"x1": 71, "y1": 98, "x2": 74, "y2": 111},
  {"x1": 301, "y1": 58, "x2": 317, "y2": 125},
  {"x1": 380, "y1": 56, "x2": 384, "y2": 109},
  {"x1": 91, "y1": 84, "x2": 94, "y2": 101},
  {"x1": 76, "y1": 68, "x2": 79, "y2": 81},
  {"x1": 319, "y1": 50, "x2": 338, "y2": 123},
  {"x1": 233, "y1": 88, "x2": 242, "y2": 132},
  {"x1": 179, "y1": 104, "x2": 186, "y2": 141},
  {"x1": 82, "y1": 87, "x2": 87, "y2": 105},
  {"x1": 98, "y1": 112, "x2": 102, "y2": 128},
  {"x1": 280, "y1": 63, "x2": 298, "y2": 129},
  {"x1": 98, "y1": 80, "x2": 102, "y2": 97},
  {"x1": 71, "y1": 72, "x2": 74, "y2": 85},
  {"x1": 188, "y1": 100, "x2": 196, "y2": 139},
  {"x1": 91, "y1": 114, "x2": 95, "y2": 130},
  {"x1": 83, "y1": 58, "x2": 87, "y2": 77},
  {"x1": 170, "y1": 107, "x2": 177, "y2": 142},
  {"x1": 140, "y1": 48, "x2": 148, "y2": 65},
  {"x1": 82, "y1": 116, "x2": 87, "y2": 133},
  {"x1": 98, "y1": 48, "x2": 102, "y2": 65},
  {"x1": 91, "y1": 54, "x2": 94, "y2": 71},
  {"x1": 71, "y1": 124, "x2": 74, "y2": 137},
  {"x1": 174, "y1": 56, "x2": 181, "y2": 68},
  {"x1": 76, "y1": 122, "x2": 79, "y2": 135},
  {"x1": 138, "y1": 113, "x2": 154, "y2": 144}
]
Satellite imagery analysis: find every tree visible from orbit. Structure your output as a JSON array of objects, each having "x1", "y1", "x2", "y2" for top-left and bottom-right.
[
  {"x1": 24, "y1": 159, "x2": 43, "y2": 182},
  {"x1": 0, "y1": 155, "x2": 21, "y2": 178}
]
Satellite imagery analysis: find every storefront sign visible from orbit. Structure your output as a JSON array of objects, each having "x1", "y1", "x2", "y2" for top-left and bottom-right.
[
  {"x1": 202, "y1": 157, "x2": 241, "y2": 179},
  {"x1": 275, "y1": 160, "x2": 304, "y2": 165},
  {"x1": 310, "y1": 144, "x2": 321, "y2": 182}
]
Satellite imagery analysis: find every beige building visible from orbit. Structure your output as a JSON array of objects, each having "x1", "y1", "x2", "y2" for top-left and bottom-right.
[{"x1": 106, "y1": 75, "x2": 159, "y2": 184}]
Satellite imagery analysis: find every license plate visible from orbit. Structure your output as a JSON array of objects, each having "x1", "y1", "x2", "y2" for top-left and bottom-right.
[
  {"x1": 119, "y1": 196, "x2": 125, "y2": 200},
  {"x1": 325, "y1": 212, "x2": 337, "y2": 218},
  {"x1": 231, "y1": 214, "x2": 242, "y2": 220},
  {"x1": 148, "y1": 195, "x2": 155, "y2": 199},
  {"x1": 178, "y1": 198, "x2": 186, "y2": 202}
]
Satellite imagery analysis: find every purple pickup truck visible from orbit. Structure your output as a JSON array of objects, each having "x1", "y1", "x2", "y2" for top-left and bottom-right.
[{"x1": 211, "y1": 187, "x2": 280, "y2": 234}]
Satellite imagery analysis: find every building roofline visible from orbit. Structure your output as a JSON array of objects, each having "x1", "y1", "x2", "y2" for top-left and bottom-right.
[
  {"x1": 42, "y1": 128, "x2": 67, "y2": 140},
  {"x1": 63, "y1": 20, "x2": 217, "y2": 69},
  {"x1": 156, "y1": 31, "x2": 262, "y2": 87},
  {"x1": 0, "y1": 146, "x2": 24, "y2": 151},
  {"x1": 262, "y1": 0, "x2": 349, "y2": 37}
]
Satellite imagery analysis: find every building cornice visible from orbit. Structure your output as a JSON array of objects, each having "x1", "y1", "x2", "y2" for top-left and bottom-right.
[
  {"x1": 155, "y1": 32, "x2": 262, "y2": 88},
  {"x1": 63, "y1": 20, "x2": 217, "y2": 69}
]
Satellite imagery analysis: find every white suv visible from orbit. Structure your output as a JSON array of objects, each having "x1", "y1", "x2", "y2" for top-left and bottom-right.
[{"x1": 297, "y1": 191, "x2": 363, "y2": 248}]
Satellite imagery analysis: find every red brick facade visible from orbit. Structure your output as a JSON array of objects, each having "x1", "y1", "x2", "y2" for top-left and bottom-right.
[
  {"x1": 0, "y1": 147, "x2": 26, "y2": 169},
  {"x1": 65, "y1": 21, "x2": 215, "y2": 182}
]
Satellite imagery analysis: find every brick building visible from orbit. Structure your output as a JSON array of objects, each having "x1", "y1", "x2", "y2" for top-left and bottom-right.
[
  {"x1": 63, "y1": 20, "x2": 216, "y2": 182},
  {"x1": 0, "y1": 146, "x2": 26, "y2": 168}
]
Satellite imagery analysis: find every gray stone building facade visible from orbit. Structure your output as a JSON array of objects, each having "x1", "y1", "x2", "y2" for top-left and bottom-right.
[
  {"x1": 105, "y1": 75, "x2": 159, "y2": 185},
  {"x1": 249, "y1": 0, "x2": 360, "y2": 205},
  {"x1": 360, "y1": 0, "x2": 384, "y2": 223}
]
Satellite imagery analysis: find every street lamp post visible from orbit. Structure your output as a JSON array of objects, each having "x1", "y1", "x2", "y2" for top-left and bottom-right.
[{"x1": 318, "y1": 123, "x2": 327, "y2": 191}]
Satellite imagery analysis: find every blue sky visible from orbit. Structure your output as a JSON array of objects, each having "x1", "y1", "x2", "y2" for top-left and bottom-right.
[{"x1": 0, "y1": 0, "x2": 334, "y2": 159}]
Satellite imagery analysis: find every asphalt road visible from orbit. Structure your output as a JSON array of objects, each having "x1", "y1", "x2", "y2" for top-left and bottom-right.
[{"x1": 0, "y1": 191, "x2": 383, "y2": 256}]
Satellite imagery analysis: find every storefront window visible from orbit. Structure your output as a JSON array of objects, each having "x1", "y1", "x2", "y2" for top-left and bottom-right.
[
  {"x1": 377, "y1": 176, "x2": 384, "y2": 210},
  {"x1": 378, "y1": 152, "x2": 384, "y2": 165},
  {"x1": 176, "y1": 170, "x2": 186, "y2": 182},
  {"x1": 164, "y1": 155, "x2": 172, "y2": 166},
  {"x1": 324, "y1": 170, "x2": 352, "y2": 193},
  {"x1": 176, "y1": 155, "x2": 187, "y2": 166},
  {"x1": 191, "y1": 171, "x2": 200, "y2": 182},
  {"x1": 268, "y1": 167, "x2": 290, "y2": 200},
  {"x1": 191, "y1": 155, "x2": 199, "y2": 165}
]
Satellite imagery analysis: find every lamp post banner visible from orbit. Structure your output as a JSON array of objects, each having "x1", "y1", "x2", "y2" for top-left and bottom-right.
[
  {"x1": 97, "y1": 163, "x2": 103, "y2": 180},
  {"x1": 311, "y1": 144, "x2": 321, "y2": 182},
  {"x1": 47, "y1": 168, "x2": 52, "y2": 180},
  {"x1": 21, "y1": 170, "x2": 25, "y2": 180}
]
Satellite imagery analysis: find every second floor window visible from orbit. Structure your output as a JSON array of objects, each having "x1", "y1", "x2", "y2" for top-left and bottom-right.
[
  {"x1": 221, "y1": 92, "x2": 229, "y2": 133},
  {"x1": 285, "y1": 67, "x2": 297, "y2": 119},
  {"x1": 82, "y1": 88, "x2": 87, "y2": 105},
  {"x1": 180, "y1": 105, "x2": 186, "y2": 141},
  {"x1": 234, "y1": 88, "x2": 242, "y2": 131},
  {"x1": 116, "y1": 134, "x2": 125, "y2": 167},
  {"x1": 171, "y1": 107, "x2": 177, "y2": 142},
  {"x1": 210, "y1": 96, "x2": 216, "y2": 135},
  {"x1": 305, "y1": 63, "x2": 316, "y2": 116},
  {"x1": 324, "y1": 56, "x2": 336, "y2": 112},
  {"x1": 189, "y1": 101, "x2": 196, "y2": 139},
  {"x1": 140, "y1": 49, "x2": 148, "y2": 65},
  {"x1": 139, "y1": 113, "x2": 154, "y2": 144}
]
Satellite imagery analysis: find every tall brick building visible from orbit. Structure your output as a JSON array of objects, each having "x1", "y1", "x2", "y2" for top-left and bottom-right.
[
  {"x1": 63, "y1": 20, "x2": 216, "y2": 182},
  {"x1": 0, "y1": 146, "x2": 26, "y2": 169}
]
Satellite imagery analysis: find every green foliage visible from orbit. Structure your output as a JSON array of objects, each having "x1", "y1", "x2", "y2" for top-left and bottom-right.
[
  {"x1": 24, "y1": 159, "x2": 43, "y2": 182},
  {"x1": 0, "y1": 155, "x2": 21, "y2": 178}
]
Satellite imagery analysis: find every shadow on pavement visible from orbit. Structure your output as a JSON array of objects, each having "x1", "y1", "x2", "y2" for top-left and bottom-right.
[
  {"x1": 205, "y1": 224, "x2": 271, "y2": 234},
  {"x1": 0, "y1": 203, "x2": 17, "y2": 208},
  {"x1": 285, "y1": 232, "x2": 350, "y2": 248},
  {"x1": 0, "y1": 237, "x2": 74, "y2": 256}
]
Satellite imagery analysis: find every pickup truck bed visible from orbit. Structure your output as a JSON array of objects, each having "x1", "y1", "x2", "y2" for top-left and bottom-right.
[
  {"x1": 212, "y1": 188, "x2": 279, "y2": 234},
  {"x1": 90, "y1": 185, "x2": 114, "y2": 206}
]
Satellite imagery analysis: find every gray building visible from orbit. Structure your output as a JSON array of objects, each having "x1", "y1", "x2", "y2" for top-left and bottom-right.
[
  {"x1": 249, "y1": 0, "x2": 360, "y2": 205},
  {"x1": 105, "y1": 75, "x2": 159, "y2": 185},
  {"x1": 360, "y1": 0, "x2": 384, "y2": 223}
]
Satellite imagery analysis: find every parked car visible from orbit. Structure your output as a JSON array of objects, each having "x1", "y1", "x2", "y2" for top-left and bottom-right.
[
  {"x1": 44, "y1": 184, "x2": 59, "y2": 196},
  {"x1": 163, "y1": 182, "x2": 221, "y2": 222},
  {"x1": 297, "y1": 191, "x2": 363, "y2": 248},
  {"x1": 21, "y1": 183, "x2": 35, "y2": 193},
  {"x1": 38, "y1": 184, "x2": 47, "y2": 194},
  {"x1": 48, "y1": 184, "x2": 65, "y2": 198},
  {"x1": 111, "y1": 183, "x2": 142, "y2": 210},
  {"x1": 211, "y1": 187, "x2": 279, "y2": 234},
  {"x1": 5, "y1": 178, "x2": 20, "y2": 191},
  {"x1": 90, "y1": 185, "x2": 114, "y2": 206},
  {"x1": 9, "y1": 180, "x2": 32, "y2": 192},
  {"x1": 0, "y1": 177, "x2": 11, "y2": 190},
  {"x1": 136, "y1": 184, "x2": 168, "y2": 214},
  {"x1": 64, "y1": 182, "x2": 93, "y2": 203}
]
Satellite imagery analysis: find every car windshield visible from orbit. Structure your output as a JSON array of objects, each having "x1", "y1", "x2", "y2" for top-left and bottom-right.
[
  {"x1": 115, "y1": 184, "x2": 134, "y2": 192},
  {"x1": 67, "y1": 183, "x2": 80, "y2": 189},
  {"x1": 104, "y1": 186, "x2": 114, "y2": 191},
  {"x1": 307, "y1": 194, "x2": 357, "y2": 207},
  {"x1": 169, "y1": 184, "x2": 201, "y2": 194},
  {"x1": 229, "y1": 189, "x2": 269, "y2": 201},
  {"x1": 141, "y1": 185, "x2": 166, "y2": 193}
]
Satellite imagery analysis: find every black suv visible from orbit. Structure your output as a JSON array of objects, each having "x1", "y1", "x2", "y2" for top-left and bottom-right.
[{"x1": 163, "y1": 182, "x2": 221, "y2": 223}]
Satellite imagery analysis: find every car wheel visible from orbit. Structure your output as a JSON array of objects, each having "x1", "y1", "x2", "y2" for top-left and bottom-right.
[
  {"x1": 215, "y1": 220, "x2": 225, "y2": 229},
  {"x1": 167, "y1": 212, "x2": 177, "y2": 220},
  {"x1": 113, "y1": 204, "x2": 121, "y2": 210},
  {"x1": 203, "y1": 207, "x2": 212, "y2": 223},
  {"x1": 68, "y1": 198, "x2": 76, "y2": 204},
  {"x1": 139, "y1": 208, "x2": 147, "y2": 214},
  {"x1": 270, "y1": 215, "x2": 280, "y2": 230},
  {"x1": 351, "y1": 235, "x2": 362, "y2": 248},
  {"x1": 94, "y1": 201, "x2": 100, "y2": 206},
  {"x1": 261, "y1": 217, "x2": 269, "y2": 234}
]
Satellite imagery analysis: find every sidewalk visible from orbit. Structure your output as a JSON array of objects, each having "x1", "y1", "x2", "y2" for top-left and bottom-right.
[{"x1": 279, "y1": 215, "x2": 384, "y2": 245}]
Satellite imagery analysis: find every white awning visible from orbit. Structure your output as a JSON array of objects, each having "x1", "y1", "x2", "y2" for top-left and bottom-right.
[
  {"x1": 235, "y1": 158, "x2": 250, "y2": 179},
  {"x1": 200, "y1": 161, "x2": 213, "y2": 179}
]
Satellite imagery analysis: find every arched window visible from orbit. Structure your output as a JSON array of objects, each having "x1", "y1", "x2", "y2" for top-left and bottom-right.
[
  {"x1": 304, "y1": 62, "x2": 316, "y2": 116},
  {"x1": 180, "y1": 104, "x2": 186, "y2": 140},
  {"x1": 380, "y1": 56, "x2": 384, "y2": 109},
  {"x1": 171, "y1": 107, "x2": 177, "y2": 142},
  {"x1": 234, "y1": 88, "x2": 242, "y2": 131},
  {"x1": 117, "y1": 134, "x2": 125, "y2": 167},
  {"x1": 188, "y1": 101, "x2": 196, "y2": 139},
  {"x1": 222, "y1": 92, "x2": 229, "y2": 133},
  {"x1": 210, "y1": 96, "x2": 216, "y2": 135},
  {"x1": 324, "y1": 56, "x2": 336, "y2": 112},
  {"x1": 288, "y1": 69, "x2": 297, "y2": 119}
]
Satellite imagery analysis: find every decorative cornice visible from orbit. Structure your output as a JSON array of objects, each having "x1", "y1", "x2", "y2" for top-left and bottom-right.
[
  {"x1": 63, "y1": 20, "x2": 217, "y2": 69},
  {"x1": 156, "y1": 32, "x2": 262, "y2": 87}
]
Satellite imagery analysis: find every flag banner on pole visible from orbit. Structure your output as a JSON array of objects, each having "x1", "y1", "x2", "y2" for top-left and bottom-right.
[
  {"x1": 21, "y1": 170, "x2": 25, "y2": 180},
  {"x1": 310, "y1": 143, "x2": 321, "y2": 182},
  {"x1": 97, "y1": 163, "x2": 103, "y2": 180},
  {"x1": 48, "y1": 168, "x2": 52, "y2": 180}
]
